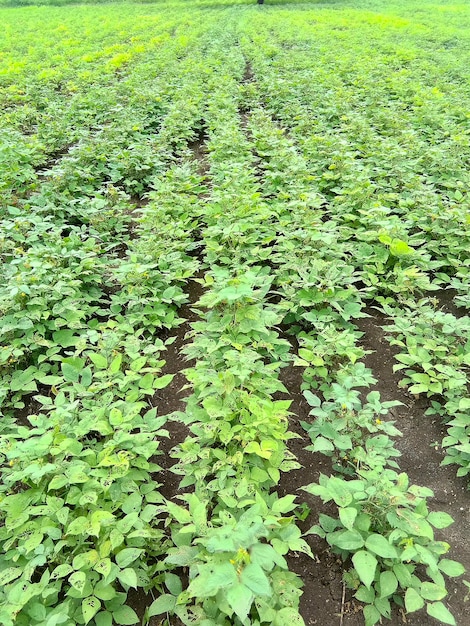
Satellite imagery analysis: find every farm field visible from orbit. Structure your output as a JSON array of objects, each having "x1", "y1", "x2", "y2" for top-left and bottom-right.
[{"x1": 0, "y1": 0, "x2": 469, "y2": 625}]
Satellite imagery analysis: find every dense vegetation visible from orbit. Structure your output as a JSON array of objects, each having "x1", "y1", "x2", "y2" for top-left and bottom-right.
[{"x1": 0, "y1": 1, "x2": 469, "y2": 625}]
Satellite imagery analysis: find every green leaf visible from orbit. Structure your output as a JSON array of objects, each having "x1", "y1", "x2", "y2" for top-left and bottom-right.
[
  {"x1": 61, "y1": 362, "x2": 81, "y2": 383},
  {"x1": 379, "y1": 571, "x2": 398, "y2": 598},
  {"x1": 154, "y1": 374, "x2": 173, "y2": 389},
  {"x1": 166, "y1": 501, "x2": 191, "y2": 524},
  {"x1": 250, "y1": 543, "x2": 286, "y2": 570},
  {"x1": 130, "y1": 356, "x2": 147, "y2": 372},
  {"x1": 272, "y1": 494, "x2": 297, "y2": 514},
  {"x1": 355, "y1": 585, "x2": 375, "y2": 603},
  {"x1": 311, "y1": 436, "x2": 335, "y2": 453},
  {"x1": 339, "y1": 507, "x2": 358, "y2": 530},
  {"x1": 94, "y1": 581, "x2": 117, "y2": 601},
  {"x1": 427, "y1": 512, "x2": 454, "y2": 529},
  {"x1": 109, "y1": 354, "x2": 122, "y2": 373},
  {"x1": 67, "y1": 516, "x2": 89, "y2": 535},
  {"x1": 241, "y1": 563, "x2": 271, "y2": 596},
  {"x1": 116, "y1": 548, "x2": 143, "y2": 568},
  {"x1": 94, "y1": 612, "x2": 112, "y2": 626},
  {"x1": 405, "y1": 587, "x2": 424, "y2": 612},
  {"x1": 0, "y1": 567, "x2": 22, "y2": 585},
  {"x1": 188, "y1": 562, "x2": 237, "y2": 597},
  {"x1": 438, "y1": 559, "x2": 466, "y2": 578},
  {"x1": 352, "y1": 550, "x2": 377, "y2": 589},
  {"x1": 82, "y1": 597, "x2": 100, "y2": 625},
  {"x1": 165, "y1": 573, "x2": 182, "y2": 596},
  {"x1": 113, "y1": 606, "x2": 139, "y2": 625},
  {"x1": 328, "y1": 476, "x2": 353, "y2": 507},
  {"x1": 363, "y1": 604, "x2": 381, "y2": 626},
  {"x1": 148, "y1": 594, "x2": 176, "y2": 617},
  {"x1": 389, "y1": 239, "x2": 414, "y2": 256},
  {"x1": 420, "y1": 582, "x2": 447, "y2": 601},
  {"x1": 88, "y1": 353, "x2": 108, "y2": 369},
  {"x1": 53, "y1": 330, "x2": 78, "y2": 347},
  {"x1": 393, "y1": 563, "x2": 413, "y2": 587},
  {"x1": 225, "y1": 583, "x2": 253, "y2": 622},
  {"x1": 117, "y1": 568, "x2": 138, "y2": 589},
  {"x1": 426, "y1": 602, "x2": 456, "y2": 625},
  {"x1": 273, "y1": 607, "x2": 305, "y2": 626},
  {"x1": 365, "y1": 534, "x2": 398, "y2": 558},
  {"x1": 69, "y1": 571, "x2": 86, "y2": 592},
  {"x1": 329, "y1": 529, "x2": 364, "y2": 551},
  {"x1": 94, "y1": 558, "x2": 112, "y2": 578},
  {"x1": 51, "y1": 564, "x2": 73, "y2": 580},
  {"x1": 121, "y1": 492, "x2": 142, "y2": 515}
]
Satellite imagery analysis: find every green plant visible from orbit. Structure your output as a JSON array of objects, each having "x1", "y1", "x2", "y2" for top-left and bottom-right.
[{"x1": 304, "y1": 470, "x2": 464, "y2": 626}]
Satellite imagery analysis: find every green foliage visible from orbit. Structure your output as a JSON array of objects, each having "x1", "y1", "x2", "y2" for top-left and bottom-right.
[
  {"x1": 1, "y1": 1, "x2": 470, "y2": 625},
  {"x1": 305, "y1": 469, "x2": 462, "y2": 626}
]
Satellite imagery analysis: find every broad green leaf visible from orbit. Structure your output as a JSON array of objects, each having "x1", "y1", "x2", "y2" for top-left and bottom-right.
[
  {"x1": 165, "y1": 545, "x2": 199, "y2": 566},
  {"x1": 121, "y1": 492, "x2": 142, "y2": 514},
  {"x1": 166, "y1": 501, "x2": 191, "y2": 524},
  {"x1": 109, "y1": 354, "x2": 122, "y2": 373},
  {"x1": 363, "y1": 604, "x2": 381, "y2": 626},
  {"x1": 273, "y1": 607, "x2": 305, "y2": 626},
  {"x1": 165, "y1": 573, "x2": 182, "y2": 596},
  {"x1": 339, "y1": 507, "x2": 358, "y2": 530},
  {"x1": 117, "y1": 568, "x2": 138, "y2": 589},
  {"x1": 250, "y1": 543, "x2": 286, "y2": 570},
  {"x1": 51, "y1": 564, "x2": 73, "y2": 580},
  {"x1": 113, "y1": 605, "x2": 139, "y2": 625},
  {"x1": 355, "y1": 585, "x2": 375, "y2": 603},
  {"x1": 328, "y1": 476, "x2": 353, "y2": 507},
  {"x1": 0, "y1": 568, "x2": 22, "y2": 585},
  {"x1": 426, "y1": 602, "x2": 456, "y2": 625},
  {"x1": 94, "y1": 612, "x2": 112, "y2": 626},
  {"x1": 130, "y1": 356, "x2": 147, "y2": 372},
  {"x1": 272, "y1": 494, "x2": 297, "y2": 514},
  {"x1": 153, "y1": 374, "x2": 174, "y2": 389},
  {"x1": 88, "y1": 353, "x2": 108, "y2": 369},
  {"x1": 188, "y1": 562, "x2": 237, "y2": 597},
  {"x1": 52, "y1": 330, "x2": 80, "y2": 348},
  {"x1": 82, "y1": 597, "x2": 100, "y2": 625},
  {"x1": 405, "y1": 587, "x2": 424, "y2": 612},
  {"x1": 438, "y1": 559, "x2": 466, "y2": 577},
  {"x1": 148, "y1": 594, "x2": 176, "y2": 617},
  {"x1": 241, "y1": 563, "x2": 271, "y2": 596},
  {"x1": 427, "y1": 512, "x2": 454, "y2": 529},
  {"x1": 390, "y1": 239, "x2": 414, "y2": 256},
  {"x1": 393, "y1": 563, "x2": 413, "y2": 588},
  {"x1": 225, "y1": 583, "x2": 253, "y2": 622},
  {"x1": 61, "y1": 362, "x2": 81, "y2": 383},
  {"x1": 69, "y1": 571, "x2": 86, "y2": 592},
  {"x1": 420, "y1": 582, "x2": 447, "y2": 601},
  {"x1": 365, "y1": 534, "x2": 398, "y2": 558},
  {"x1": 311, "y1": 436, "x2": 335, "y2": 453},
  {"x1": 374, "y1": 595, "x2": 391, "y2": 618},
  {"x1": 94, "y1": 559, "x2": 112, "y2": 578},
  {"x1": 94, "y1": 581, "x2": 117, "y2": 601},
  {"x1": 116, "y1": 548, "x2": 143, "y2": 568},
  {"x1": 352, "y1": 550, "x2": 377, "y2": 589},
  {"x1": 329, "y1": 529, "x2": 364, "y2": 551},
  {"x1": 379, "y1": 571, "x2": 398, "y2": 598}
]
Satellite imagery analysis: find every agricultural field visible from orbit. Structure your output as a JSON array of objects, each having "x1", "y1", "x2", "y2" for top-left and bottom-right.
[{"x1": 0, "y1": 0, "x2": 470, "y2": 625}]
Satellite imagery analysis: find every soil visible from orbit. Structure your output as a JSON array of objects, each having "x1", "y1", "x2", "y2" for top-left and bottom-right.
[{"x1": 142, "y1": 302, "x2": 470, "y2": 626}]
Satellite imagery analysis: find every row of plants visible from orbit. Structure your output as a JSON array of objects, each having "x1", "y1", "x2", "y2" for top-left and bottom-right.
[
  {"x1": 150, "y1": 40, "x2": 315, "y2": 625},
  {"x1": 238, "y1": 7, "x2": 470, "y2": 487},
  {"x1": 239, "y1": 103, "x2": 466, "y2": 624},
  {"x1": 0, "y1": 13, "x2": 231, "y2": 624}
]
